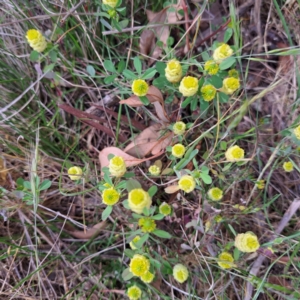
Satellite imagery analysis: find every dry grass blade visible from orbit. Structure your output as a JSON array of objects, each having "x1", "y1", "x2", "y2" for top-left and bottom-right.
[{"x1": 245, "y1": 199, "x2": 300, "y2": 300}]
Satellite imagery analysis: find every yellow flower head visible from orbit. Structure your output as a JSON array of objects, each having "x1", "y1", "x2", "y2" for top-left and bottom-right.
[
  {"x1": 179, "y1": 76, "x2": 199, "y2": 97},
  {"x1": 127, "y1": 285, "x2": 142, "y2": 300},
  {"x1": 233, "y1": 204, "x2": 246, "y2": 211},
  {"x1": 132, "y1": 79, "x2": 149, "y2": 96},
  {"x1": 225, "y1": 145, "x2": 244, "y2": 162},
  {"x1": 148, "y1": 165, "x2": 161, "y2": 176},
  {"x1": 228, "y1": 69, "x2": 239, "y2": 78},
  {"x1": 204, "y1": 60, "x2": 219, "y2": 75},
  {"x1": 68, "y1": 166, "x2": 83, "y2": 180},
  {"x1": 103, "y1": 183, "x2": 112, "y2": 188},
  {"x1": 293, "y1": 125, "x2": 300, "y2": 139},
  {"x1": 129, "y1": 254, "x2": 150, "y2": 277},
  {"x1": 107, "y1": 9, "x2": 117, "y2": 18},
  {"x1": 172, "y1": 144, "x2": 186, "y2": 158},
  {"x1": 222, "y1": 77, "x2": 240, "y2": 95},
  {"x1": 218, "y1": 252, "x2": 235, "y2": 269},
  {"x1": 207, "y1": 187, "x2": 223, "y2": 201},
  {"x1": 128, "y1": 188, "x2": 152, "y2": 214},
  {"x1": 109, "y1": 156, "x2": 126, "y2": 177},
  {"x1": 138, "y1": 217, "x2": 156, "y2": 233},
  {"x1": 159, "y1": 202, "x2": 172, "y2": 216},
  {"x1": 173, "y1": 121, "x2": 186, "y2": 135},
  {"x1": 102, "y1": 188, "x2": 120, "y2": 205},
  {"x1": 129, "y1": 236, "x2": 141, "y2": 250},
  {"x1": 178, "y1": 175, "x2": 196, "y2": 193},
  {"x1": 235, "y1": 232, "x2": 260, "y2": 253},
  {"x1": 26, "y1": 29, "x2": 47, "y2": 53},
  {"x1": 283, "y1": 161, "x2": 293, "y2": 172},
  {"x1": 103, "y1": 0, "x2": 118, "y2": 8},
  {"x1": 214, "y1": 215, "x2": 223, "y2": 223},
  {"x1": 213, "y1": 44, "x2": 233, "y2": 62},
  {"x1": 255, "y1": 179, "x2": 265, "y2": 190},
  {"x1": 141, "y1": 271, "x2": 155, "y2": 283},
  {"x1": 165, "y1": 59, "x2": 182, "y2": 83},
  {"x1": 205, "y1": 220, "x2": 211, "y2": 232},
  {"x1": 201, "y1": 84, "x2": 217, "y2": 102},
  {"x1": 173, "y1": 264, "x2": 189, "y2": 283}
]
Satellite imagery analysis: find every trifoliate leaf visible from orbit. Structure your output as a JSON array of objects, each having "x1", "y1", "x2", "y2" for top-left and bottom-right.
[
  {"x1": 152, "y1": 229, "x2": 172, "y2": 239},
  {"x1": 86, "y1": 65, "x2": 96, "y2": 77},
  {"x1": 104, "y1": 60, "x2": 116, "y2": 73},
  {"x1": 122, "y1": 268, "x2": 134, "y2": 281},
  {"x1": 101, "y1": 205, "x2": 113, "y2": 221}
]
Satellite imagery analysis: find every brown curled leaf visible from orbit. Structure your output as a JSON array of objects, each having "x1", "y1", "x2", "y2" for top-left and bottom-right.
[
  {"x1": 64, "y1": 221, "x2": 106, "y2": 239},
  {"x1": 99, "y1": 146, "x2": 163, "y2": 169}
]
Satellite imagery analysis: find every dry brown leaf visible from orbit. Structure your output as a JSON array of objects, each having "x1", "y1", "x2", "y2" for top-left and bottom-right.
[
  {"x1": 119, "y1": 95, "x2": 144, "y2": 107},
  {"x1": 124, "y1": 124, "x2": 174, "y2": 158},
  {"x1": 164, "y1": 185, "x2": 180, "y2": 194},
  {"x1": 148, "y1": 86, "x2": 164, "y2": 104},
  {"x1": 99, "y1": 146, "x2": 163, "y2": 169},
  {"x1": 0, "y1": 155, "x2": 8, "y2": 186},
  {"x1": 120, "y1": 86, "x2": 164, "y2": 107},
  {"x1": 139, "y1": 30, "x2": 155, "y2": 58},
  {"x1": 152, "y1": 102, "x2": 169, "y2": 123},
  {"x1": 65, "y1": 221, "x2": 106, "y2": 239},
  {"x1": 120, "y1": 86, "x2": 169, "y2": 123},
  {"x1": 151, "y1": 131, "x2": 174, "y2": 155},
  {"x1": 268, "y1": 275, "x2": 293, "y2": 290},
  {"x1": 124, "y1": 124, "x2": 162, "y2": 158},
  {"x1": 140, "y1": 1, "x2": 183, "y2": 60}
]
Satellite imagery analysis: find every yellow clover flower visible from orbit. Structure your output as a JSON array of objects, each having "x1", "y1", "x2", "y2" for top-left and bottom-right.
[
  {"x1": 179, "y1": 76, "x2": 199, "y2": 97},
  {"x1": 294, "y1": 125, "x2": 300, "y2": 139},
  {"x1": 214, "y1": 215, "x2": 223, "y2": 223},
  {"x1": 109, "y1": 156, "x2": 126, "y2": 177},
  {"x1": 225, "y1": 145, "x2": 244, "y2": 162},
  {"x1": 26, "y1": 29, "x2": 47, "y2": 53},
  {"x1": 228, "y1": 69, "x2": 239, "y2": 78},
  {"x1": 207, "y1": 187, "x2": 223, "y2": 201},
  {"x1": 178, "y1": 175, "x2": 196, "y2": 193},
  {"x1": 159, "y1": 202, "x2": 172, "y2": 216},
  {"x1": 283, "y1": 161, "x2": 293, "y2": 172},
  {"x1": 102, "y1": 188, "x2": 120, "y2": 205},
  {"x1": 103, "y1": 0, "x2": 118, "y2": 8},
  {"x1": 148, "y1": 165, "x2": 160, "y2": 176},
  {"x1": 129, "y1": 254, "x2": 150, "y2": 277},
  {"x1": 128, "y1": 188, "x2": 152, "y2": 214},
  {"x1": 173, "y1": 264, "x2": 189, "y2": 283},
  {"x1": 127, "y1": 285, "x2": 142, "y2": 300},
  {"x1": 132, "y1": 79, "x2": 149, "y2": 96},
  {"x1": 129, "y1": 236, "x2": 141, "y2": 250},
  {"x1": 213, "y1": 44, "x2": 233, "y2": 62},
  {"x1": 103, "y1": 183, "x2": 112, "y2": 188},
  {"x1": 204, "y1": 60, "x2": 219, "y2": 75},
  {"x1": 255, "y1": 179, "x2": 265, "y2": 190},
  {"x1": 165, "y1": 59, "x2": 182, "y2": 83},
  {"x1": 222, "y1": 77, "x2": 240, "y2": 95},
  {"x1": 218, "y1": 252, "x2": 235, "y2": 269},
  {"x1": 201, "y1": 84, "x2": 217, "y2": 102},
  {"x1": 235, "y1": 232, "x2": 260, "y2": 253},
  {"x1": 138, "y1": 217, "x2": 156, "y2": 233},
  {"x1": 233, "y1": 204, "x2": 246, "y2": 211},
  {"x1": 141, "y1": 271, "x2": 155, "y2": 283},
  {"x1": 172, "y1": 144, "x2": 186, "y2": 158},
  {"x1": 68, "y1": 166, "x2": 83, "y2": 180},
  {"x1": 173, "y1": 121, "x2": 186, "y2": 135},
  {"x1": 205, "y1": 220, "x2": 211, "y2": 232}
]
